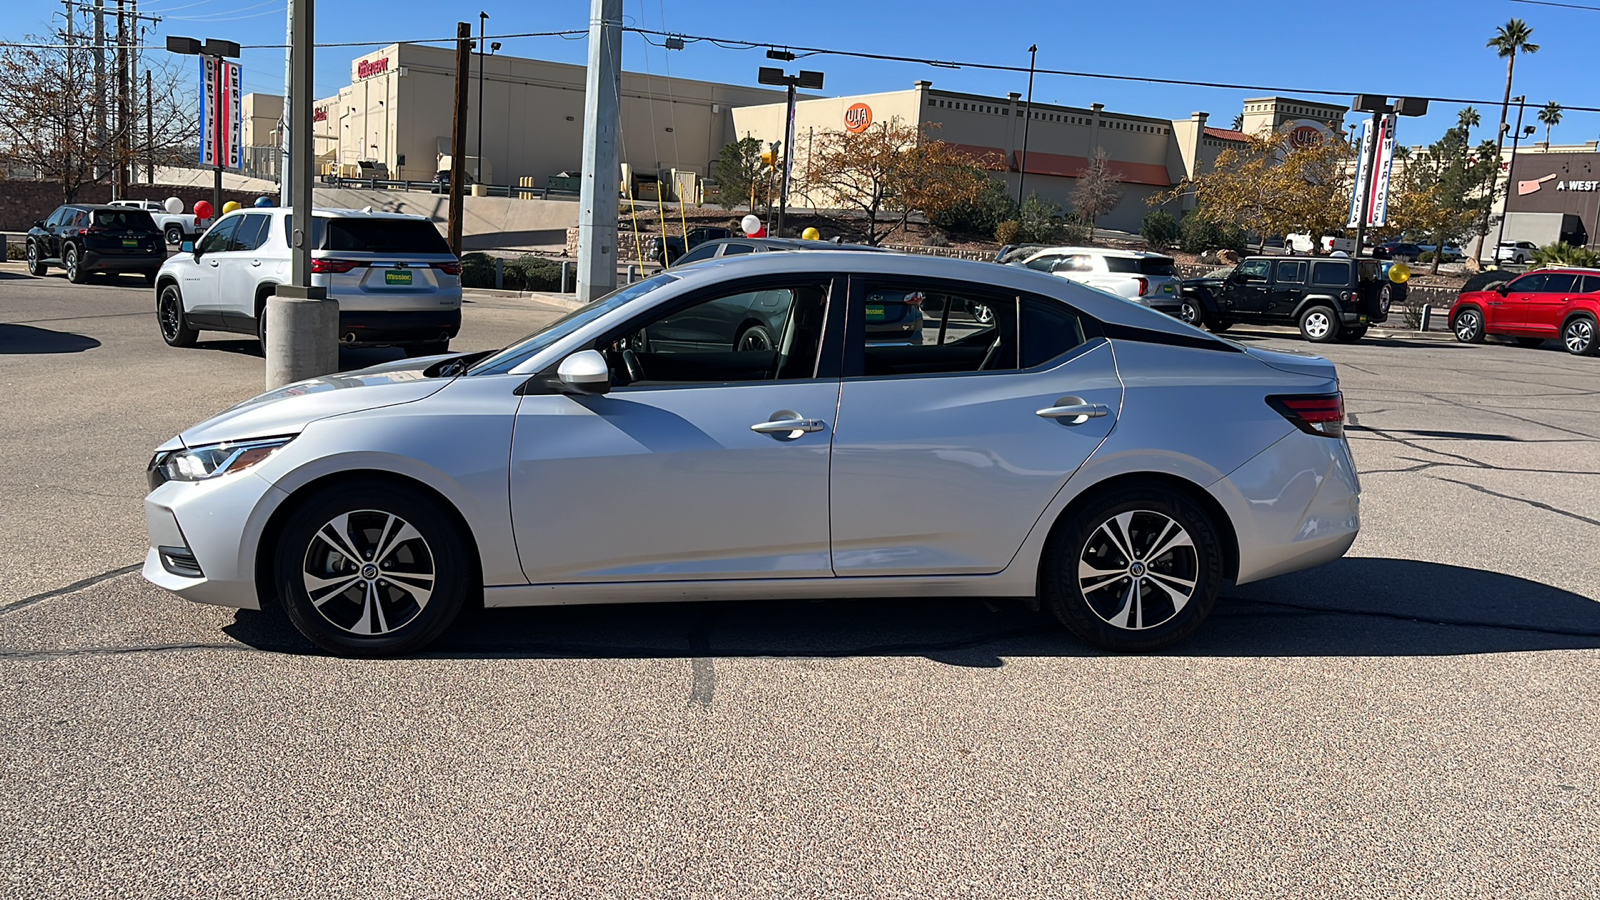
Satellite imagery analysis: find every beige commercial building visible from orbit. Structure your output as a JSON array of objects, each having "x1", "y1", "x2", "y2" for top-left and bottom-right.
[
  {"x1": 732, "y1": 85, "x2": 1348, "y2": 233},
  {"x1": 243, "y1": 42, "x2": 784, "y2": 190}
]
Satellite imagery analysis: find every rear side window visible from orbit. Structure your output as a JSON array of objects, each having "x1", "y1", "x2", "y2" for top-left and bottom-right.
[
  {"x1": 674, "y1": 243, "x2": 720, "y2": 265},
  {"x1": 720, "y1": 243, "x2": 755, "y2": 256},
  {"x1": 92, "y1": 209, "x2": 158, "y2": 231},
  {"x1": 1275, "y1": 261, "x2": 1307, "y2": 283},
  {"x1": 1104, "y1": 257, "x2": 1139, "y2": 274},
  {"x1": 284, "y1": 216, "x2": 451, "y2": 254},
  {"x1": 1540, "y1": 273, "x2": 1577, "y2": 293},
  {"x1": 1581, "y1": 275, "x2": 1600, "y2": 293},
  {"x1": 1311, "y1": 262, "x2": 1349, "y2": 286},
  {"x1": 1021, "y1": 297, "x2": 1088, "y2": 368}
]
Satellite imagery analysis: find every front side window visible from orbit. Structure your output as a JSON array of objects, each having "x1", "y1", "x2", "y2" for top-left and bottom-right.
[
  {"x1": 1311, "y1": 261, "x2": 1349, "y2": 286},
  {"x1": 230, "y1": 214, "x2": 272, "y2": 252},
  {"x1": 605, "y1": 282, "x2": 831, "y2": 385},
  {"x1": 470, "y1": 273, "x2": 679, "y2": 376},
  {"x1": 197, "y1": 216, "x2": 241, "y2": 254},
  {"x1": 44, "y1": 208, "x2": 70, "y2": 228},
  {"x1": 1508, "y1": 273, "x2": 1549, "y2": 293},
  {"x1": 1024, "y1": 254, "x2": 1062, "y2": 272},
  {"x1": 1238, "y1": 259, "x2": 1271, "y2": 281}
]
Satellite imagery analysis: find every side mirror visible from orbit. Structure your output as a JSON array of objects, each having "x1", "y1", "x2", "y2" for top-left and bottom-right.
[
  {"x1": 1496, "y1": 283, "x2": 1511, "y2": 296},
  {"x1": 32, "y1": 221, "x2": 44, "y2": 229},
  {"x1": 556, "y1": 349, "x2": 611, "y2": 395},
  {"x1": 180, "y1": 240, "x2": 195, "y2": 254}
]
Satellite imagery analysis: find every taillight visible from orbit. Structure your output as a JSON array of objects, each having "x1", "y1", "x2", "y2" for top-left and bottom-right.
[
  {"x1": 901, "y1": 290, "x2": 925, "y2": 307},
  {"x1": 310, "y1": 258, "x2": 360, "y2": 274},
  {"x1": 432, "y1": 261, "x2": 462, "y2": 276},
  {"x1": 1269, "y1": 393, "x2": 1345, "y2": 438},
  {"x1": 83, "y1": 226, "x2": 109, "y2": 235},
  {"x1": 1136, "y1": 277, "x2": 1149, "y2": 296}
]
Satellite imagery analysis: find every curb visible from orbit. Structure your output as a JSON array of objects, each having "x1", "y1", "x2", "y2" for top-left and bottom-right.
[{"x1": 462, "y1": 287, "x2": 585, "y2": 310}]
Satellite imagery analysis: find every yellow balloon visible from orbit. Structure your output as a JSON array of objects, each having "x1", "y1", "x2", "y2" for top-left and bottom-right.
[
  {"x1": 221, "y1": 200, "x2": 241, "y2": 215},
  {"x1": 801, "y1": 227, "x2": 821, "y2": 241},
  {"x1": 1388, "y1": 262, "x2": 1411, "y2": 284}
]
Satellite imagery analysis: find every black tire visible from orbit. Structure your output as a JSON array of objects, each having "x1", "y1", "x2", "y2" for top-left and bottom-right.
[
  {"x1": 273, "y1": 482, "x2": 471, "y2": 656},
  {"x1": 157, "y1": 283, "x2": 197, "y2": 347},
  {"x1": 735, "y1": 323, "x2": 774, "y2": 352},
  {"x1": 970, "y1": 302, "x2": 995, "y2": 326},
  {"x1": 1563, "y1": 316, "x2": 1598, "y2": 356},
  {"x1": 1041, "y1": 485, "x2": 1224, "y2": 652},
  {"x1": 1336, "y1": 325, "x2": 1368, "y2": 343},
  {"x1": 1298, "y1": 305, "x2": 1341, "y2": 343},
  {"x1": 405, "y1": 340, "x2": 450, "y2": 358},
  {"x1": 1176, "y1": 298, "x2": 1204, "y2": 327},
  {"x1": 1452, "y1": 306, "x2": 1486, "y2": 344},
  {"x1": 25, "y1": 240, "x2": 47, "y2": 276},
  {"x1": 1514, "y1": 336, "x2": 1545, "y2": 349},
  {"x1": 256, "y1": 307, "x2": 268, "y2": 356},
  {"x1": 1379, "y1": 283, "x2": 1395, "y2": 317},
  {"x1": 63, "y1": 243, "x2": 86, "y2": 284},
  {"x1": 164, "y1": 224, "x2": 184, "y2": 246}
]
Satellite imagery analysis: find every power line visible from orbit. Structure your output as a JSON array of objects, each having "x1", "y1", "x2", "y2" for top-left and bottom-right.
[{"x1": 1509, "y1": 0, "x2": 1600, "y2": 11}]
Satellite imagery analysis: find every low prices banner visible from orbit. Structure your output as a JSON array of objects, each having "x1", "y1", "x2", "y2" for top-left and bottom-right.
[
  {"x1": 1347, "y1": 115, "x2": 1396, "y2": 229},
  {"x1": 199, "y1": 56, "x2": 243, "y2": 170}
]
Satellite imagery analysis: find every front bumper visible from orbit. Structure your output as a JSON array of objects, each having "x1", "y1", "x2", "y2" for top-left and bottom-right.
[{"x1": 142, "y1": 470, "x2": 288, "y2": 609}]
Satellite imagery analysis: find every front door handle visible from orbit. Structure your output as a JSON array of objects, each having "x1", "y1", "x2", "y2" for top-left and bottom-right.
[
  {"x1": 751, "y1": 412, "x2": 826, "y2": 437},
  {"x1": 209, "y1": 260, "x2": 220, "y2": 267},
  {"x1": 251, "y1": 260, "x2": 261, "y2": 267},
  {"x1": 1037, "y1": 402, "x2": 1110, "y2": 422}
]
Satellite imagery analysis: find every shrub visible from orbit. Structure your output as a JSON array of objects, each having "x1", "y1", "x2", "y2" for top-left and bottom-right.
[
  {"x1": 1141, "y1": 210, "x2": 1179, "y2": 249},
  {"x1": 930, "y1": 173, "x2": 1016, "y2": 237},
  {"x1": 994, "y1": 219, "x2": 1021, "y2": 246},
  {"x1": 926, "y1": 230, "x2": 949, "y2": 248},
  {"x1": 460, "y1": 252, "x2": 496, "y2": 288},
  {"x1": 459, "y1": 252, "x2": 567, "y2": 291},
  {"x1": 1179, "y1": 213, "x2": 1248, "y2": 255},
  {"x1": 1016, "y1": 192, "x2": 1067, "y2": 244},
  {"x1": 5, "y1": 242, "x2": 24, "y2": 261},
  {"x1": 1530, "y1": 242, "x2": 1600, "y2": 268}
]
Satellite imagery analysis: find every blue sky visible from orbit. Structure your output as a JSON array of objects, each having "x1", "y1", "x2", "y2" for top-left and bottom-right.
[{"x1": 8, "y1": 0, "x2": 1598, "y2": 151}]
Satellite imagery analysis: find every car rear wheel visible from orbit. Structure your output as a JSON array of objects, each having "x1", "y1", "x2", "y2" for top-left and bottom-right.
[
  {"x1": 1298, "y1": 305, "x2": 1341, "y2": 343},
  {"x1": 735, "y1": 324, "x2": 774, "y2": 352},
  {"x1": 1379, "y1": 284, "x2": 1395, "y2": 317},
  {"x1": 1177, "y1": 299, "x2": 1203, "y2": 327},
  {"x1": 63, "y1": 244, "x2": 86, "y2": 284},
  {"x1": 25, "y1": 241, "x2": 47, "y2": 276},
  {"x1": 970, "y1": 302, "x2": 995, "y2": 326},
  {"x1": 164, "y1": 224, "x2": 184, "y2": 245},
  {"x1": 1563, "y1": 316, "x2": 1598, "y2": 356},
  {"x1": 1452, "y1": 307, "x2": 1486, "y2": 344},
  {"x1": 1041, "y1": 486, "x2": 1223, "y2": 652},
  {"x1": 157, "y1": 284, "x2": 197, "y2": 347},
  {"x1": 273, "y1": 482, "x2": 471, "y2": 656}
]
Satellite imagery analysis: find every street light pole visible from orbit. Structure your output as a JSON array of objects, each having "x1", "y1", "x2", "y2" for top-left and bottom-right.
[
  {"x1": 1350, "y1": 94, "x2": 1428, "y2": 257},
  {"x1": 758, "y1": 58, "x2": 822, "y2": 240},
  {"x1": 1016, "y1": 44, "x2": 1036, "y2": 207},
  {"x1": 1494, "y1": 97, "x2": 1533, "y2": 254},
  {"x1": 477, "y1": 11, "x2": 487, "y2": 185}
]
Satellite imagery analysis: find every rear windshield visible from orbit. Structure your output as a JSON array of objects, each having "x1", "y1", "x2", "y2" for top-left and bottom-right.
[
  {"x1": 1105, "y1": 256, "x2": 1177, "y2": 276},
  {"x1": 92, "y1": 209, "x2": 158, "y2": 231},
  {"x1": 284, "y1": 216, "x2": 451, "y2": 254}
]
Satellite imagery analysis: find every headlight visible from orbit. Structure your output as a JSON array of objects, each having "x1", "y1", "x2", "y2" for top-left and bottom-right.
[{"x1": 147, "y1": 436, "x2": 295, "y2": 489}]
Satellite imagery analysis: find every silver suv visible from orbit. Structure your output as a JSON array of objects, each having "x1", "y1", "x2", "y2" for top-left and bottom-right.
[
  {"x1": 1011, "y1": 247, "x2": 1183, "y2": 314},
  {"x1": 154, "y1": 207, "x2": 463, "y2": 356}
]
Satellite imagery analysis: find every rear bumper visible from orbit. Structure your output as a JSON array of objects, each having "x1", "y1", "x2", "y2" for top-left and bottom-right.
[
  {"x1": 337, "y1": 308, "x2": 462, "y2": 346},
  {"x1": 81, "y1": 250, "x2": 164, "y2": 274}
]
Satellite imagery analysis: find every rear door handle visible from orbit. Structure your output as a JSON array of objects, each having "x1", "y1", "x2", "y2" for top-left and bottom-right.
[
  {"x1": 751, "y1": 415, "x2": 826, "y2": 436},
  {"x1": 1037, "y1": 402, "x2": 1109, "y2": 422}
]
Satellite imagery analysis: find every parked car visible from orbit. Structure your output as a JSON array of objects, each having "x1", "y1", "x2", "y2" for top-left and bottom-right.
[
  {"x1": 108, "y1": 199, "x2": 203, "y2": 245},
  {"x1": 646, "y1": 226, "x2": 733, "y2": 265},
  {"x1": 1448, "y1": 267, "x2": 1600, "y2": 356},
  {"x1": 154, "y1": 207, "x2": 462, "y2": 356},
  {"x1": 1373, "y1": 241, "x2": 1424, "y2": 261},
  {"x1": 1286, "y1": 233, "x2": 1356, "y2": 255},
  {"x1": 1495, "y1": 240, "x2": 1539, "y2": 264},
  {"x1": 668, "y1": 236, "x2": 887, "y2": 268},
  {"x1": 25, "y1": 203, "x2": 167, "y2": 284},
  {"x1": 1010, "y1": 247, "x2": 1183, "y2": 315},
  {"x1": 1416, "y1": 242, "x2": 1463, "y2": 262},
  {"x1": 1179, "y1": 255, "x2": 1392, "y2": 342},
  {"x1": 140, "y1": 251, "x2": 1358, "y2": 656}
]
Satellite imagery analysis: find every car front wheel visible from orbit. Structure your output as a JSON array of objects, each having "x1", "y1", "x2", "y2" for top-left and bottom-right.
[
  {"x1": 1298, "y1": 305, "x2": 1341, "y2": 343},
  {"x1": 164, "y1": 225, "x2": 184, "y2": 245},
  {"x1": 25, "y1": 241, "x2": 47, "y2": 276},
  {"x1": 1042, "y1": 486, "x2": 1223, "y2": 651},
  {"x1": 273, "y1": 482, "x2": 472, "y2": 656},
  {"x1": 1452, "y1": 308, "x2": 1486, "y2": 344},
  {"x1": 157, "y1": 284, "x2": 197, "y2": 347},
  {"x1": 1563, "y1": 316, "x2": 1598, "y2": 356}
]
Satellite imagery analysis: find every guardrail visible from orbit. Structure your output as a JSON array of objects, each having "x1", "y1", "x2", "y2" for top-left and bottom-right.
[{"x1": 318, "y1": 175, "x2": 582, "y2": 201}]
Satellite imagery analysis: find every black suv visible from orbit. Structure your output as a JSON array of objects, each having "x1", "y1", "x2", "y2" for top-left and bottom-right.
[
  {"x1": 1179, "y1": 256, "x2": 1393, "y2": 343},
  {"x1": 26, "y1": 204, "x2": 166, "y2": 284},
  {"x1": 646, "y1": 226, "x2": 733, "y2": 265}
]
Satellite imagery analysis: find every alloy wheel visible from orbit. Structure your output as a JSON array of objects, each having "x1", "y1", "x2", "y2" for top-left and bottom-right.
[
  {"x1": 737, "y1": 326, "x2": 772, "y2": 352},
  {"x1": 300, "y1": 510, "x2": 436, "y2": 637},
  {"x1": 159, "y1": 291, "x2": 182, "y2": 341},
  {"x1": 64, "y1": 246, "x2": 78, "y2": 281},
  {"x1": 1302, "y1": 310, "x2": 1333, "y2": 340},
  {"x1": 1455, "y1": 310, "x2": 1482, "y2": 342},
  {"x1": 1178, "y1": 300, "x2": 1202, "y2": 326},
  {"x1": 1077, "y1": 510, "x2": 1198, "y2": 631},
  {"x1": 1565, "y1": 318, "x2": 1596, "y2": 355}
]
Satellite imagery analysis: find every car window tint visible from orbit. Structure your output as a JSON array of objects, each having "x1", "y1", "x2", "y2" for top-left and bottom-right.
[
  {"x1": 1139, "y1": 257, "x2": 1177, "y2": 276},
  {"x1": 231, "y1": 214, "x2": 271, "y2": 252},
  {"x1": 1540, "y1": 273, "x2": 1577, "y2": 293},
  {"x1": 675, "y1": 244, "x2": 720, "y2": 265},
  {"x1": 91, "y1": 209, "x2": 158, "y2": 231},
  {"x1": 1104, "y1": 257, "x2": 1139, "y2": 274},
  {"x1": 1024, "y1": 254, "x2": 1060, "y2": 272},
  {"x1": 1310, "y1": 261, "x2": 1348, "y2": 286},
  {"x1": 197, "y1": 216, "x2": 241, "y2": 254},
  {"x1": 1020, "y1": 297, "x2": 1088, "y2": 368},
  {"x1": 1239, "y1": 259, "x2": 1271, "y2": 280},
  {"x1": 1582, "y1": 275, "x2": 1600, "y2": 293},
  {"x1": 1508, "y1": 273, "x2": 1548, "y2": 293},
  {"x1": 856, "y1": 284, "x2": 1015, "y2": 377},
  {"x1": 720, "y1": 243, "x2": 755, "y2": 256},
  {"x1": 44, "y1": 208, "x2": 68, "y2": 228},
  {"x1": 608, "y1": 283, "x2": 830, "y2": 385},
  {"x1": 1275, "y1": 260, "x2": 1307, "y2": 283}
]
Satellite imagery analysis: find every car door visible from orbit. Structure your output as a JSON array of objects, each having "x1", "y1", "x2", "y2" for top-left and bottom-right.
[
  {"x1": 1493, "y1": 272, "x2": 1545, "y2": 331},
  {"x1": 829, "y1": 278, "x2": 1120, "y2": 576},
  {"x1": 509, "y1": 275, "x2": 842, "y2": 583},
  {"x1": 180, "y1": 215, "x2": 241, "y2": 327},
  {"x1": 1520, "y1": 272, "x2": 1575, "y2": 335},
  {"x1": 1225, "y1": 258, "x2": 1272, "y2": 316},
  {"x1": 218, "y1": 213, "x2": 273, "y2": 329},
  {"x1": 1268, "y1": 259, "x2": 1308, "y2": 318}
]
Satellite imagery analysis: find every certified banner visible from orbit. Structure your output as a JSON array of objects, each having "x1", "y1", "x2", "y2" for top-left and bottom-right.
[
  {"x1": 198, "y1": 57, "x2": 244, "y2": 169},
  {"x1": 1347, "y1": 115, "x2": 1396, "y2": 229}
]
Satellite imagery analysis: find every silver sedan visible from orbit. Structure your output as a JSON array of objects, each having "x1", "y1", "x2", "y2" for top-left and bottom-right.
[{"x1": 142, "y1": 252, "x2": 1360, "y2": 656}]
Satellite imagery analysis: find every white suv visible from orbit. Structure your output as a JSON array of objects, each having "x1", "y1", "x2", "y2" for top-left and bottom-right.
[
  {"x1": 154, "y1": 207, "x2": 463, "y2": 356},
  {"x1": 1011, "y1": 246, "x2": 1184, "y2": 314},
  {"x1": 1495, "y1": 240, "x2": 1538, "y2": 264}
]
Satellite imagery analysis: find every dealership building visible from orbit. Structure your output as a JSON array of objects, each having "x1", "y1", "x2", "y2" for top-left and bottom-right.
[{"x1": 241, "y1": 42, "x2": 1348, "y2": 233}]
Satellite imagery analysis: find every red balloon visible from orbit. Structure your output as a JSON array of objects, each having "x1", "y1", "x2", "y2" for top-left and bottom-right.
[
  {"x1": 193, "y1": 200, "x2": 214, "y2": 220},
  {"x1": 749, "y1": 227, "x2": 767, "y2": 238}
]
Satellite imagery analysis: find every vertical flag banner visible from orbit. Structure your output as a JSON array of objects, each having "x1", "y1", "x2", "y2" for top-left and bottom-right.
[
  {"x1": 198, "y1": 57, "x2": 244, "y2": 169},
  {"x1": 1347, "y1": 115, "x2": 1396, "y2": 229}
]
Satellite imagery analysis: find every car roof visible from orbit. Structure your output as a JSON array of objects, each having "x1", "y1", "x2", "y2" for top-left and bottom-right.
[
  {"x1": 701, "y1": 237, "x2": 886, "y2": 252},
  {"x1": 219, "y1": 206, "x2": 432, "y2": 221},
  {"x1": 1024, "y1": 246, "x2": 1171, "y2": 259}
]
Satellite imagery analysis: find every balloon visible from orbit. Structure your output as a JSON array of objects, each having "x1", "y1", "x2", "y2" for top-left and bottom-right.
[
  {"x1": 254, "y1": 196, "x2": 274, "y2": 207},
  {"x1": 1388, "y1": 262, "x2": 1411, "y2": 284},
  {"x1": 740, "y1": 214, "x2": 762, "y2": 236},
  {"x1": 221, "y1": 200, "x2": 241, "y2": 215},
  {"x1": 163, "y1": 196, "x2": 183, "y2": 215},
  {"x1": 801, "y1": 227, "x2": 820, "y2": 241},
  {"x1": 193, "y1": 200, "x2": 213, "y2": 220}
]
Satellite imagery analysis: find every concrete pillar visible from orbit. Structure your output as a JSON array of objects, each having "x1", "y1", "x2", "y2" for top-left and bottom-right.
[
  {"x1": 576, "y1": 0, "x2": 622, "y2": 303},
  {"x1": 266, "y1": 290, "x2": 339, "y2": 389}
]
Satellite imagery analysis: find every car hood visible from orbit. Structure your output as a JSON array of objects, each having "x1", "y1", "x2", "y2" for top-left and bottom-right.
[
  {"x1": 1237, "y1": 344, "x2": 1339, "y2": 382},
  {"x1": 1181, "y1": 275, "x2": 1227, "y2": 288},
  {"x1": 175, "y1": 358, "x2": 447, "y2": 449}
]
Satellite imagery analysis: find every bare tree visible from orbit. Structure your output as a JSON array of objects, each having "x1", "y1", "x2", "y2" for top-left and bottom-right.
[
  {"x1": 0, "y1": 13, "x2": 197, "y2": 201},
  {"x1": 1071, "y1": 149, "x2": 1124, "y2": 242}
]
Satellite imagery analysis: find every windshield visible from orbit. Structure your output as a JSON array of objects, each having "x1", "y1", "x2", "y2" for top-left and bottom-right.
[
  {"x1": 1203, "y1": 267, "x2": 1235, "y2": 279},
  {"x1": 468, "y1": 273, "x2": 679, "y2": 375}
]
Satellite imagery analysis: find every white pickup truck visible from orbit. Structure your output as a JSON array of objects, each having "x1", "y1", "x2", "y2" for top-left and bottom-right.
[{"x1": 108, "y1": 199, "x2": 203, "y2": 246}]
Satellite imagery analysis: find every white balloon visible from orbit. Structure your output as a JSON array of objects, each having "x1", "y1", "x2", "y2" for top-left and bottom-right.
[
  {"x1": 740, "y1": 214, "x2": 761, "y2": 235},
  {"x1": 164, "y1": 196, "x2": 183, "y2": 215}
]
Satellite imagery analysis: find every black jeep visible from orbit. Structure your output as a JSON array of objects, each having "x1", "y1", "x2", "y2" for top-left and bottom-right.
[{"x1": 1179, "y1": 256, "x2": 1395, "y2": 343}]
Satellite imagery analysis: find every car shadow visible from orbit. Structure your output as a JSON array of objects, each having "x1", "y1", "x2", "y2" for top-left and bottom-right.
[
  {"x1": 190, "y1": 339, "x2": 407, "y2": 369},
  {"x1": 222, "y1": 557, "x2": 1600, "y2": 663},
  {"x1": 0, "y1": 270, "x2": 32, "y2": 281},
  {"x1": 0, "y1": 323, "x2": 101, "y2": 354}
]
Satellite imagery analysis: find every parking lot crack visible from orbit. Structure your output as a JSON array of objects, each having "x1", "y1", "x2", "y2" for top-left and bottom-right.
[
  {"x1": 1429, "y1": 476, "x2": 1600, "y2": 530},
  {"x1": 686, "y1": 610, "x2": 718, "y2": 710},
  {"x1": 0, "y1": 563, "x2": 141, "y2": 618}
]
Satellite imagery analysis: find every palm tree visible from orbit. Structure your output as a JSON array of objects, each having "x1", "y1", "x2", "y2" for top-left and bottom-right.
[
  {"x1": 1538, "y1": 101, "x2": 1563, "y2": 147},
  {"x1": 1458, "y1": 106, "x2": 1481, "y2": 133},
  {"x1": 1231, "y1": 113, "x2": 1244, "y2": 131},
  {"x1": 1475, "y1": 19, "x2": 1539, "y2": 264}
]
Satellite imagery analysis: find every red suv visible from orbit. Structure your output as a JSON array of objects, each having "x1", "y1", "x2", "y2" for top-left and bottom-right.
[{"x1": 1449, "y1": 267, "x2": 1600, "y2": 356}]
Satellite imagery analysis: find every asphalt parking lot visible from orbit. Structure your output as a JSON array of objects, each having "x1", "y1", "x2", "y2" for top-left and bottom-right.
[{"x1": 1, "y1": 263, "x2": 1597, "y2": 898}]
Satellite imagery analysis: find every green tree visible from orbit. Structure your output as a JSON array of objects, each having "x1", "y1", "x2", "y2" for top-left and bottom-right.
[
  {"x1": 1538, "y1": 101, "x2": 1563, "y2": 147},
  {"x1": 713, "y1": 137, "x2": 774, "y2": 213},
  {"x1": 1458, "y1": 106, "x2": 1481, "y2": 131},
  {"x1": 1475, "y1": 18, "x2": 1539, "y2": 263},
  {"x1": 929, "y1": 170, "x2": 1015, "y2": 236},
  {"x1": 1389, "y1": 122, "x2": 1501, "y2": 275},
  {"x1": 1140, "y1": 209, "x2": 1179, "y2": 248}
]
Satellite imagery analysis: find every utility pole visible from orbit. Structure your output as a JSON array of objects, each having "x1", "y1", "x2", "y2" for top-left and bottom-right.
[
  {"x1": 94, "y1": 0, "x2": 106, "y2": 181},
  {"x1": 1017, "y1": 44, "x2": 1037, "y2": 206},
  {"x1": 61, "y1": 0, "x2": 75, "y2": 191},
  {"x1": 130, "y1": 0, "x2": 138, "y2": 187},
  {"x1": 279, "y1": 0, "x2": 294, "y2": 204},
  {"x1": 145, "y1": 69, "x2": 153, "y2": 183},
  {"x1": 577, "y1": 0, "x2": 621, "y2": 303},
  {"x1": 477, "y1": 11, "x2": 488, "y2": 185},
  {"x1": 447, "y1": 22, "x2": 470, "y2": 256},
  {"x1": 115, "y1": 0, "x2": 127, "y2": 198}
]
